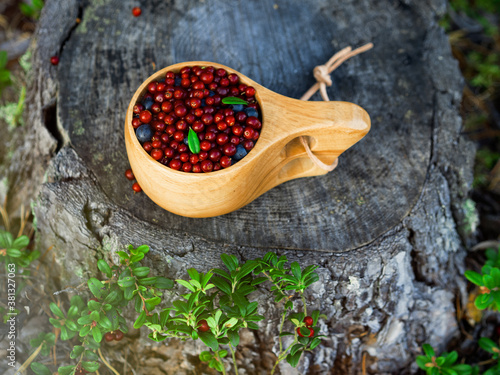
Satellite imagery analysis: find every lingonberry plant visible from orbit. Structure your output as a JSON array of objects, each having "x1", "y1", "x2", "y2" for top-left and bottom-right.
[
  {"x1": 416, "y1": 246, "x2": 500, "y2": 375},
  {"x1": 416, "y1": 344, "x2": 474, "y2": 375},
  {"x1": 464, "y1": 246, "x2": 500, "y2": 310},
  {"x1": 141, "y1": 252, "x2": 325, "y2": 374},
  {"x1": 29, "y1": 245, "x2": 174, "y2": 375},
  {"x1": 25, "y1": 247, "x2": 324, "y2": 374}
]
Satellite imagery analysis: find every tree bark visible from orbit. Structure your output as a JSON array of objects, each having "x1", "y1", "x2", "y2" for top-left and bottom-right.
[{"x1": 7, "y1": 0, "x2": 476, "y2": 373}]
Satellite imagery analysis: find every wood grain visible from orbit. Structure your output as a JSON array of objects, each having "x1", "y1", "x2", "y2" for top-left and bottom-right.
[{"x1": 58, "y1": 0, "x2": 433, "y2": 251}]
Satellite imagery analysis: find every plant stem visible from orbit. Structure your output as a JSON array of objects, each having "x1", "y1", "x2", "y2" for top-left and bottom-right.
[
  {"x1": 228, "y1": 342, "x2": 239, "y2": 375},
  {"x1": 278, "y1": 310, "x2": 287, "y2": 353},
  {"x1": 300, "y1": 292, "x2": 307, "y2": 316},
  {"x1": 215, "y1": 351, "x2": 227, "y2": 375}
]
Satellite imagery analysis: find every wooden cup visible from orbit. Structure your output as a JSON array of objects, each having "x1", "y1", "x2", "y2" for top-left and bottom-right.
[{"x1": 125, "y1": 62, "x2": 370, "y2": 218}]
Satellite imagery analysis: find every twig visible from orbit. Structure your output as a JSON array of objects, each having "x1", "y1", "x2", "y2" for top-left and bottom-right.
[
  {"x1": 98, "y1": 348, "x2": 120, "y2": 375},
  {"x1": 14, "y1": 341, "x2": 44, "y2": 375},
  {"x1": 362, "y1": 352, "x2": 367, "y2": 375}
]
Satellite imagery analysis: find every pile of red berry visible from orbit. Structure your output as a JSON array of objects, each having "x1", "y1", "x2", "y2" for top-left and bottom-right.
[
  {"x1": 104, "y1": 330, "x2": 125, "y2": 342},
  {"x1": 297, "y1": 316, "x2": 315, "y2": 337},
  {"x1": 132, "y1": 65, "x2": 262, "y2": 173}
]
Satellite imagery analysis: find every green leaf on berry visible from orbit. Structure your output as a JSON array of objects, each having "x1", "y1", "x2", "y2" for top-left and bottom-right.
[
  {"x1": 222, "y1": 97, "x2": 248, "y2": 105},
  {"x1": 188, "y1": 128, "x2": 200, "y2": 154}
]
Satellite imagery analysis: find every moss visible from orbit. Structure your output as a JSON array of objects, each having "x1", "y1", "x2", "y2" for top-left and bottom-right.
[{"x1": 462, "y1": 198, "x2": 479, "y2": 235}]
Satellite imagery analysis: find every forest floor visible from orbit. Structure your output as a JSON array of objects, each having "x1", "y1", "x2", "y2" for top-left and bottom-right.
[{"x1": 0, "y1": 0, "x2": 500, "y2": 374}]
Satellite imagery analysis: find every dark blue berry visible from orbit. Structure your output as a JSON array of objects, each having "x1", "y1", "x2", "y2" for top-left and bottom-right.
[
  {"x1": 175, "y1": 77, "x2": 182, "y2": 86},
  {"x1": 231, "y1": 104, "x2": 244, "y2": 112},
  {"x1": 245, "y1": 107, "x2": 258, "y2": 118},
  {"x1": 136, "y1": 124, "x2": 153, "y2": 143},
  {"x1": 142, "y1": 97, "x2": 154, "y2": 111},
  {"x1": 232, "y1": 145, "x2": 247, "y2": 161},
  {"x1": 183, "y1": 137, "x2": 189, "y2": 145},
  {"x1": 201, "y1": 99, "x2": 206, "y2": 107},
  {"x1": 209, "y1": 90, "x2": 216, "y2": 97}
]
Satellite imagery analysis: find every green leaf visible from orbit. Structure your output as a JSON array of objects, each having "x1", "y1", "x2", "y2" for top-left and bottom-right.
[
  {"x1": 286, "y1": 350, "x2": 302, "y2": 368},
  {"x1": 310, "y1": 337, "x2": 322, "y2": 349},
  {"x1": 100, "y1": 315, "x2": 112, "y2": 330},
  {"x1": 130, "y1": 253, "x2": 145, "y2": 263},
  {"x1": 7, "y1": 248, "x2": 22, "y2": 257},
  {"x1": 290, "y1": 262, "x2": 302, "y2": 280},
  {"x1": 82, "y1": 361, "x2": 100, "y2": 372},
  {"x1": 49, "y1": 318, "x2": 62, "y2": 328},
  {"x1": 251, "y1": 277, "x2": 268, "y2": 286},
  {"x1": 422, "y1": 344, "x2": 435, "y2": 358},
  {"x1": 416, "y1": 356, "x2": 429, "y2": 370},
  {"x1": 177, "y1": 279, "x2": 196, "y2": 292},
  {"x1": 58, "y1": 365, "x2": 75, "y2": 375},
  {"x1": 134, "y1": 310, "x2": 147, "y2": 329},
  {"x1": 79, "y1": 325, "x2": 91, "y2": 337},
  {"x1": 88, "y1": 278, "x2": 105, "y2": 299},
  {"x1": 464, "y1": 270, "x2": 484, "y2": 286},
  {"x1": 12, "y1": 235, "x2": 30, "y2": 249},
  {"x1": 236, "y1": 261, "x2": 259, "y2": 281},
  {"x1": 88, "y1": 300, "x2": 101, "y2": 311},
  {"x1": 199, "y1": 351, "x2": 212, "y2": 362},
  {"x1": 479, "y1": 337, "x2": 498, "y2": 353},
  {"x1": 198, "y1": 330, "x2": 219, "y2": 351},
  {"x1": 92, "y1": 326, "x2": 102, "y2": 342},
  {"x1": 77, "y1": 314, "x2": 93, "y2": 325},
  {"x1": 70, "y1": 345, "x2": 85, "y2": 359},
  {"x1": 188, "y1": 128, "x2": 201, "y2": 154},
  {"x1": 475, "y1": 293, "x2": 493, "y2": 310},
  {"x1": 30, "y1": 362, "x2": 51, "y2": 375},
  {"x1": 441, "y1": 369, "x2": 458, "y2": 375},
  {"x1": 104, "y1": 290, "x2": 119, "y2": 304},
  {"x1": 211, "y1": 276, "x2": 232, "y2": 295},
  {"x1": 155, "y1": 276, "x2": 174, "y2": 289},
  {"x1": 222, "y1": 97, "x2": 248, "y2": 105},
  {"x1": 97, "y1": 259, "x2": 112, "y2": 277},
  {"x1": 0, "y1": 51, "x2": 8, "y2": 68},
  {"x1": 133, "y1": 267, "x2": 150, "y2": 277},
  {"x1": 221, "y1": 253, "x2": 238, "y2": 272},
  {"x1": 65, "y1": 320, "x2": 78, "y2": 331},
  {"x1": 118, "y1": 276, "x2": 135, "y2": 288},
  {"x1": 290, "y1": 343, "x2": 303, "y2": 356},
  {"x1": 138, "y1": 276, "x2": 157, "y2": 286},
  {"x1": 136, "y1": 245, "x2": 150, "y2": 253},
  {"x1": 84, "y1": 350, "x2": 99, "y2": 361},
  {"x1": 188, "y1": 268, "x2": 200, "y2": 282},
  {"x1": 227, "y1": 330, "x2": 240, "y2": 347}
]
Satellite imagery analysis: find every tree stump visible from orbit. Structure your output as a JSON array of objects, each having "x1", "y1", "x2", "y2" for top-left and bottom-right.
[{"x1": 10, "y1": 0, "x2": 476, "y2": 373}]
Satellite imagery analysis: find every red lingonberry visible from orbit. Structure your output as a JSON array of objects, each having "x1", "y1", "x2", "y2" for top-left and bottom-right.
[
  {"x1": 114, "y1": 330, "x2": 124, "y2": 341},
  {"x1": 132, "y1": 7, "x2": 142, "y2": 17},
  {"x1": 125, "y1": 169, "x2": 135, "y2": 180},
  {"x1": 303, "y1": 316, "x2": 314, "y2": 327},
  {"x1": 50, "y1": 56, "x2": 60, "y2": 65},
  {"x1": 132, "y1": 182, "x2": 142, "y2": 192}
]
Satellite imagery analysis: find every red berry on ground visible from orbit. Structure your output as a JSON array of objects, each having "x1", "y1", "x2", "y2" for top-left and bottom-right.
[
  {"x1": 125, "y1": 169, "x2": 135, "y2": 180},
  {"x1": 50, "y1": 56, "x2": 60, "y2": 65},
  {"x1": 132, "y1": 7, "x2": 142, "y2": 17},
  {"x1": 198, "y1": 319, "x2": 210, "y2": 332},
  {"x1": 132, "y1": 182, "x2": 142, "y2": 192}
]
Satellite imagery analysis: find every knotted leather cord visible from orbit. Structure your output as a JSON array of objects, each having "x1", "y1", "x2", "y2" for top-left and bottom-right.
[{"x1": 299, "y1": 43, "x2": 374, "y2": 171}]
